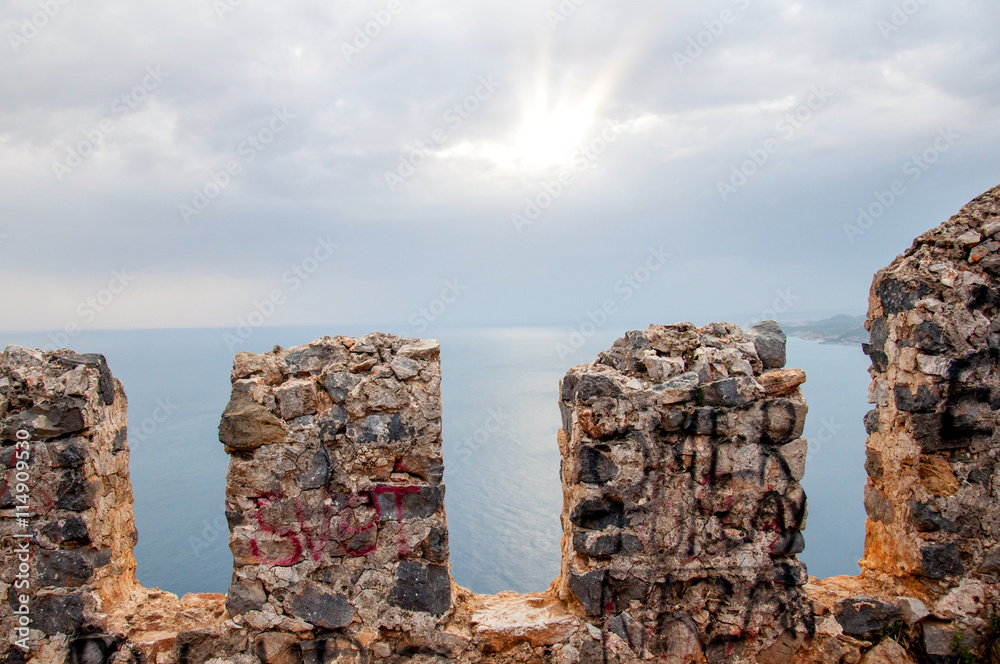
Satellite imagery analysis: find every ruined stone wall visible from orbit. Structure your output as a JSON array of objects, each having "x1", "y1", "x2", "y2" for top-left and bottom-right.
[
  {"x1": 219, "y1": 334, "x2": 456, "y2": 655},
  {"x1": 859, "y1": 185, "x2": 1000, "y2": 652},
  {"x1": 555, "y1": 322, "x2": 813, "y2": 661},
  {"x1": 4, "y1": 184, "x2": 1000, "y2": 664},
  {"x1": 0, "y1": 347, "x2": 137, "y2": 653}
]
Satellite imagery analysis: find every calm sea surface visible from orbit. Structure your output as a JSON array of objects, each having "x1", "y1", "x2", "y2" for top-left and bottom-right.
[{"x1": 0, "y1": 326, "x2": 870, "y2": 595}]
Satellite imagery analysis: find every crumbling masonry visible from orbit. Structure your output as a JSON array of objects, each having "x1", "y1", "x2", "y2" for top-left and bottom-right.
[{"x1": 2, "y1": 184, "x2": 1000, "y2": 663}]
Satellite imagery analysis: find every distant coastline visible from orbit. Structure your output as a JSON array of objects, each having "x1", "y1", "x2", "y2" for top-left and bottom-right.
[{"x1": 785, "y1": 314, "x2": 867, "y2": 346}]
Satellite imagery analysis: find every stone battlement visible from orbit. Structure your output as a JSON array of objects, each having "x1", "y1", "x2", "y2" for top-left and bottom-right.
[{"x1": 2, "y1": 185, "x2": 1000, "y2": 663}]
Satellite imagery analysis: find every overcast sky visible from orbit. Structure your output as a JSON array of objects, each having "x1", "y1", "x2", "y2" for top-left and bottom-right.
[{"x1": 2, "y1": 0, "x2": 999, "y2": 336}]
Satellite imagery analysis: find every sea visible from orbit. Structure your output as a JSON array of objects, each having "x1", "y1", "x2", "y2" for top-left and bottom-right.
[{"x1": 0, "y1": 325, "x2": 872, "y2": 596}]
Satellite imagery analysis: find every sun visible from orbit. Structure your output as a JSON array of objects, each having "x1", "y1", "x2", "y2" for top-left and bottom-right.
[{"x1": 511, "y1": 103, "x2": 597, "y2": 167}]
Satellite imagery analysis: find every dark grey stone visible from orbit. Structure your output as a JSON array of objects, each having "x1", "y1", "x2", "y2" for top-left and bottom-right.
[
  {"x1": 572, "y1": 531, "x2": 621, "y2": 556},
  {"x1": 56, "y1": 473, "x2": 98, "y2": 512},
  {"x1": 570, "y1": 497, "x2": 625, "y2": 530},
  {"x1": 560, "y1": 374, "x2": 578, "y2": 402},
  {"x1": 913, "y1": 321, "x2": 947, "y2": 353},
  {"x1": 226, "y1": 579, "x2": 266, "y2": 616},
  {"x1": 68, "y1": 636, "x2": 119, "y2": 664},
  {"x1": 864, "y1": 485, "x2": 895, "y2": 524},
  {"x1": 894, "y1": 385, "x2": 939, "y2": 412},
  {"x1": 863, "y1": 409, "x2": 880, "y2": 435},
  {"x1": 317, "y1": 405, "x2": 348, "y2": 441},
  {"x1": 387, "y1": 561, "x2": 451, "y2": 615},
  {"x1": 425, "y1": 525, "x2": 449, "y2": 562},
  {"x1": 578, "y1": 445, "x2": 618, "y2": 485},
  {"x1": 2, "y1": 398, "x2": 87, "y2": 441},
  {"x1": 909, "y1": 501, "x2": 957, "y2": 533},
  {"x1": 920, "y1": 543, "x2": 965, "y2": 579},
  {"x1": 875, "y1": 278, "x2": 928, "y2": 315},
  {"x1": 567, "y1": 569, "x2": 606, "y2": 617},
  {"x1": 372, "y1": 485, "x2": 443, "y2": 521},
  {"x1": 968, "y1": 468, "x2": 989, "y2": 485},
  {"x1": 865, "y1": 450, "x2": 884, "y2": 481},
  {"x1": 324, "y1": 372, "x2": 360, "y2": 403},
  {"x1": 862, "y1": 345, "x2": 889, "y2": 373},
  {"x1": 287, "y1": 586, "x2": 356, "y2": 629},
  {"x1": 32, "y1": 593, "x2": 86, "y2": 635},
  {"x1": 835, "y1": 596, "x2": 903, "y2": 638},
  {"x1": 41, "y1": 516, "x2": 91, "y2": 546},
  {"x1": 112, "y1": 427, "x2": 127, "y2": 453},
  {"x1": 749, "y1": 321, "x2": 787, "y2": 369},
  {"x1": 700, "y1": 378, "x2": 746, "y2": 407},
  {"x1": 771, "y1": 531, "x2": 805, "y2": 555},
  {"x1": 620, "y1": 534, "x2": 644, "y2": 554},
  {"x1": 346, "y1": 413, "x2": 411, "y2": 446},
  {"x1": 35, "y1": 549, "x2": 95, "y2": 587},
  {"x1": 297, "y1": 447, "x2": 331, "y2": 490},
  {"x1": 50, "y1": 438, "x2": 87, "y2": 468},
  {"x1": 284, "y1": 346, "x2": 345, "y2": 375},
  {"x1": 869, "y1": 318, "x2": 888, "y2": 351},
  {"x1": 574, "y1": 374, "x2": 621, "y2": 401}
]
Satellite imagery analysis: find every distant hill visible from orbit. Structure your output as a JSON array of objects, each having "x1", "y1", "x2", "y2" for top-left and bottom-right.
[{"x1": 784, "y1": 314, "x2": 867, "y2": 346}]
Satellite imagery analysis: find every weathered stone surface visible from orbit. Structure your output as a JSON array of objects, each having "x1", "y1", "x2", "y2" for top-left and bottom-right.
[
  {"x1": 748, "y1": 320, "x2": 787, "y2": 369},
  {"x1": 859, "y1": 638, "x2": 917, "y2": 664},
  {"x1": 218, "y1": 393, "x2": 287, "y2": 450},
  {"x1": 921, "y1": 543, "x2": 965, "y2": 579},
  {"x1": 558, "y1": 322, "x2": 812, "y2": 660},
  {"x1": 861, "y1": 185, "x2": 1000, "y2": 623},
  {"x1": 287, "y1": 587, "x2": 355, "y2": 629},
  {"x1": 835, "y1": 596, "x2": 903, "y2": 638},
  {"x1": 255, "y1": 632, "x2": 302, "y2": 664},
  {"x1": 896, "y1": 597, "x2": 929, "y2": 624},
  {"x1": 387, "y1": 561, "x2": 451, "y2": 615},
  {"x1": 14, "y1": 184, "x2": 1000, "y2": 664},
  {"x1": 760, "y1": 368, "x2": 806, "y2": 396},
  {"x1": 470, "y1": 593, "x2": 578, "y2": 652}
]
